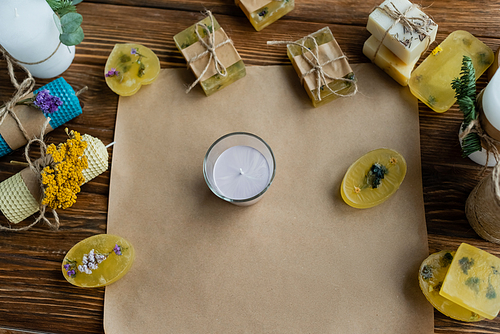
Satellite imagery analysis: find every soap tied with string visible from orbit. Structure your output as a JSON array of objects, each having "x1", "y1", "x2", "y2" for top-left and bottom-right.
[
  {"x1": 173, "y1": 12, "x2": 246, "y2": 96},
  {"x1": 0, "y1": 77, "x2": 82, "y2": 157},
  {"x1": 236, "y1": 0, "x2": 294, "y2": 31}
]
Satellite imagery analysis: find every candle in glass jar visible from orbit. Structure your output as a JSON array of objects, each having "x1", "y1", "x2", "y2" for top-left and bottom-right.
[
  {"x1": 213, "y1": 145, "x2": 271, "y2": 200},
  {"x1": 0, "y1": 0, "x2": 75, "y2": 79}
]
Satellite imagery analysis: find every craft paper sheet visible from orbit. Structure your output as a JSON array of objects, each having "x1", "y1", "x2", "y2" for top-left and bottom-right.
[{"x1": 105, "y1": 64, "x2": 432, "y2": 333}]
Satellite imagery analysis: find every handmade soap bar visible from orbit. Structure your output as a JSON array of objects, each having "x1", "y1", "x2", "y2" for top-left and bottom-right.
[
  {"x1": 363, "y1": 35, "x2": 418, "y2": 86},
  {"x1": 419, "y1": 250, "x2": 483, "y2": 322},
  {"x1": 236, "y1": 0, "x2": 294, "y2": 31},
  {"x1": 408, "y1": 30, "x2": 493, "y2": 113},
  {"x1": 62, "y1": 234, "x2": 135, "y2": 288},
  {"x1": 340, "y1": 148, "x2": 406, "y2": 209},
  {"x1": 440, "y1": 243, "x2": 500, "y2": 320},
  {"x1": 104, "y1": 43, "x2": 160, "y2": 96},
  {"x1": 286, "y1": 27, "x2": 356, "y2": 107},
  {"x1": 174, "y1": 13, "x2": 246, "y2": 96},
  {"x1": 367, "y1": 0, "x2": 437, "y2": 64}
]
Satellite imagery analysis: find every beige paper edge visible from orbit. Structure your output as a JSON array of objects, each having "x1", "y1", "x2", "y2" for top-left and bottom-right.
[
  {"x1": 181, "y1": 28, "x2": 241, "y2": 82},
  {"x1": 105, "y1": 64, "x2": 432, "y2": 334}
]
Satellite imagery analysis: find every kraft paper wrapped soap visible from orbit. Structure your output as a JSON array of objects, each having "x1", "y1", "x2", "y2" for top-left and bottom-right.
[
  {"x1": 174, "y1": 11, "x2": 246, "y2": 96},
  {"x1": 283, "y1": 27, "x2": 357, "y2": 107},
  {"x1": 440, "y1": 243, "x2": 500, "y2": 320},
  {"x1": 408, "y1": 30, "x2": 493, "y2": 112},
  {"x1": 236, "y1": 0, "x2": 294, "y2": 31},
  {"x1": 363, "y1": 35, "x2": 418, "y2": 86},
  {"x1": 367, "y1": 0, "x2": 437, "y2": 65}
]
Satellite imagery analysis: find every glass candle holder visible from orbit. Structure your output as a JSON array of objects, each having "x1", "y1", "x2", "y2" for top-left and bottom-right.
[{"x1": 203, "y1": 132, "x2": 276, "y2": 206}]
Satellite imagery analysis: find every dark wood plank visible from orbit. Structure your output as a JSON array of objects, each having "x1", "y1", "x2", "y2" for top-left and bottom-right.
[{"x1": 1, "y1": 0, "x2": 500, "y2": 333}]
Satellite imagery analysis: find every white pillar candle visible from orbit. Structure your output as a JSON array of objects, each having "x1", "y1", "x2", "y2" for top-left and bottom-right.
[
  {"x1": 204, "y1": 132, "x2": 275, "y2": 206},
  {"x1": 213, "y1": 145, "x2": 271, "y2": 200},
  {"x1": 464, "y1": 70, "x2": 500, "y2": 166},
  {"x1": 0, "y1": 0, "x2": 75, "y2": 79}
]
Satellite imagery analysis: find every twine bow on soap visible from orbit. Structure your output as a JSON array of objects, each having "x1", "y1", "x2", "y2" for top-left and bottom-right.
[
  {"x1": 371, "y1": 2, "x2": 433, "y2": 62},
  {"x1": 267, "y1": 37, "x2": 357, "y2": 101},
  {"x1": 185, "y1": 10, "x2": 234, "y2": 94}
]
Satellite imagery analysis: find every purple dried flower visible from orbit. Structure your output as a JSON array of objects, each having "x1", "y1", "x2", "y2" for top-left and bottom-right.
[
  {"x1": 32, "y1": 89, "x2": 63, "y2": 116},
  {"x1": 105, "y1": 68, "x2": 119, "y2": 78},
  {"x1": 63, "y1": 264, "x2": 71, "y2": 270},
  {"x1": 113, "y1": 244, "x2": 122, "y2": 256},
  {"x1": 131, "y1": 48, "x2": 137, "y2": 55},
  {"x1": 67, "y1": 269, "x2": 76, "y2": 277}
]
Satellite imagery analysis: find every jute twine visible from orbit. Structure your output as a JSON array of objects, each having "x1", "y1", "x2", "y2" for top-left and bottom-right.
[
  {"x1": 0, "y1": 42, "x2": 62, "y2": 66},
  {"x1": 185, "y1": 11, "x2": 233, "y2": 94},
  {"x1": 267, "y1": 36, "x2": 358, "y2": 101},
  {"x1": 370, "y1": 2, "x2": 432, "y2": 62},
  {"x1": 462, "y1": 101, "x2": 500, "y2": 243}
]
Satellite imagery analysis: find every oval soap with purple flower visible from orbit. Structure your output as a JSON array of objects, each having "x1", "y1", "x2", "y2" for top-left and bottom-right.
[
  {"x1": 62, "y1": 234, "x2": 135, "y2": 288},
  {"x1": 104, "y1": 43, "x2": 160, "y2": 96}
]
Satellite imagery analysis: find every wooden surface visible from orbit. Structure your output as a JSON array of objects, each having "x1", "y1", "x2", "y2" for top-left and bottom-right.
[{"x1": 0, "y1": 0, "x2": 499, "y2": 333}]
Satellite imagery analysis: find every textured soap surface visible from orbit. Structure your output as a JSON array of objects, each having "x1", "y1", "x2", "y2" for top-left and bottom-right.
[
  {"x1": 440, "y1": 243, "x2": 500, "y2": 320},
  {"x1": 408, "y1": 30, "x2": 493, "y2": 113},
  {"x1": 363, "y1": 35, "x2": 418, "y2": 86},
  {"x1": 236, "y1": 0, "x2": 294, "y2": 31},
  {"x1": 367, "y1": 0, "x2": 437, "y2": 64}
]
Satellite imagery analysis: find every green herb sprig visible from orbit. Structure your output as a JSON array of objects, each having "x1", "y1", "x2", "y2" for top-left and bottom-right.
[
  {"x1": 46, "y1": 0, "x2": 84, "y2": 46},
  {"x1": 451, "y1": 55, "x2": 482, "y2": 157}
]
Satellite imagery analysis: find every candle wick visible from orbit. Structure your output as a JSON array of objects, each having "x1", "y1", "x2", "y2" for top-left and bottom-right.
[
  {"x1": 239, "y1": 168, "x2": 245, "y2": 175},
  {"x1": 106, "y1": 141, "x2": 115, "y2": 148},
  {"x1": 15, "y1": 8, "x2": 19, "y2": 17}
]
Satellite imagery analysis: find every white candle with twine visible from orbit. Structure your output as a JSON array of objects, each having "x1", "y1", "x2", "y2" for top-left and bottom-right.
[
  {"x1": 465, "y1": 70, "x2": 500, "y2": 167},
  {"x1": 0, "y1": 0, "x2": 75, "y2": 79}
]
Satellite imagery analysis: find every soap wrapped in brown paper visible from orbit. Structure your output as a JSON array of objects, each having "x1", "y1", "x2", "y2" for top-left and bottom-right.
[{"x1": 105, "y1": 64, "x2": 433, "y2": 333}]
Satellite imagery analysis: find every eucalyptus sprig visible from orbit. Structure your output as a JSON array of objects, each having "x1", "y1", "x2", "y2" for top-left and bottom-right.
[
  {"x1": 451, "y1": 55, "x2": 482, "y2": 157},
  {"x1": 46, "y1": 0, "x2": 84, "y2": 46}
]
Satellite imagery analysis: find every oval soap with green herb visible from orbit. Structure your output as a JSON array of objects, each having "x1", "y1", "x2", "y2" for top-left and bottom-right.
[
  {"x1": 340, "y1": 148, "x2": 406, "y2": 209},
  {"x1": 62, "y1": 234, "x2": 135, "y2": 288},
  {"x1": 104, "y1": 43, "x2": 160, "y2": 96}
]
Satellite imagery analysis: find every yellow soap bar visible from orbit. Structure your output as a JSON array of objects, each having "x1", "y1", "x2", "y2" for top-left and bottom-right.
[
  {"x1": 62, "y1": 234, "x2": 135, "y2": 288},
  {"x1": 363, "y1": 35, "x2": 418, "y2": 86},
  {"x1": 236, "y1": 0, "x2": 294, "y2": 31},
  {"x1": 104, "y1": 43, "x2": 160, "y2": 96},
  {"x1": 408, "y1": 30, "x2": 493, "y2": 113},
  {"x1": 419, "y1": 250, "x2": 483, "y2": 322},
  {"x1": 440, "y1": 243, "x2": 500, "y2": 320}
]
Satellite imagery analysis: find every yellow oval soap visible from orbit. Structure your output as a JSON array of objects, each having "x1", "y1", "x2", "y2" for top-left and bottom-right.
[
  {"x1": 340, "y1": 148, "x2": 406, "y2": 209},
  {"x1": 419, "y1": 250, "x2": 483, "y2": 322},
  {"x1": 104, "y1": 43, "x2": 160, "y2": 96},
  {"x1": 62, "y1": 234, "x2": 135, "y2": 288}
]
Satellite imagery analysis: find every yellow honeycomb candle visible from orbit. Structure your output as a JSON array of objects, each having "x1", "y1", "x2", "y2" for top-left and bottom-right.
[
  {"x1": 104, "y1": 43, "x2": 160, "y2": 96},
  {"x1": 174, "y1": 12, "x2": 246, "y2": 96},
  {"x1": 62, "y1": 234, "x2": 135, "y2": 288},
  {"x1": 363, "y1": 35, "x2": 418, "y2": 86},
  {"x1": 340, "y1": 148, "x2": 406, "y2": 209},
  {"x1": 286, "y1": 27, "x2": 356, "y2": 107},
  {"x1": 236, "y1": 0, "x2": 294, "y2": 31},
  {"x1": 440, "y1": 243, "x2": 500, "y2": 320},
  {"x1": 419, "y1": 250, "x2": 483, "y2": 322},
  {"x1": 408, "y1": 30, "x2": 493, "y2": 113}
]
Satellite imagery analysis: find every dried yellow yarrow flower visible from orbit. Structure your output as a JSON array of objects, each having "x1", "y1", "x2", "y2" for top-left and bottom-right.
[{"x1": 41, "y1": 130, "x2": 88, "y2": 210}]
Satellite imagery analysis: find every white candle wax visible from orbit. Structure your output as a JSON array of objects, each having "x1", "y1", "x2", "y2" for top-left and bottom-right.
[
  {"x1": 464, "y1": 70, "x2": 500, "y2": 166},
  {"x1": 0, "y1": 0, "x2": 75, "y2": 79},
  {"x1": 213, "y1": 145, "x2": 271, "y2": 200}
]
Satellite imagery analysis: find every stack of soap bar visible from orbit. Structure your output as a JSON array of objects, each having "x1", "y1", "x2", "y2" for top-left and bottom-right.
[
  {"x1": 440, "y1": 243, "x2": 500, "y2": 320},
  {"x1": 174, "y1": 14, "x2": 246, "y2": 96},
  {"x1": 236, "y1": 0, "x2": 294, "y2": 31},
  {"x1": 408, "y1": 30, "x2": 493, "y2": 112},
  {"x1": 287, "y1": 27, "x2": 356, "y2": 107},
  {"x1": 363, "y1": 0, "x2": 437, "y2": 86}
]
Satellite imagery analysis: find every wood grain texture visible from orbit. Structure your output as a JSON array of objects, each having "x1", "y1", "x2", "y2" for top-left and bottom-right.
[{"x1": 0, "y1": 0, "x2": 500, "y2": 333}]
